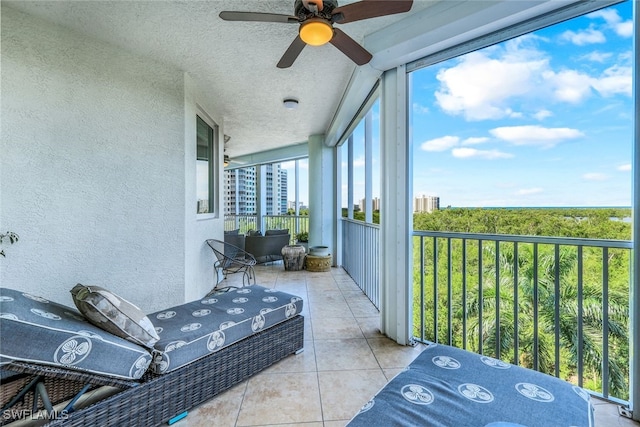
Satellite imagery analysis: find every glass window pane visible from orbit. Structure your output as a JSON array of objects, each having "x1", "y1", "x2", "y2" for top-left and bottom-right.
[{"x1": 196, "y1": 115, "x2": 216, "y2": 214}]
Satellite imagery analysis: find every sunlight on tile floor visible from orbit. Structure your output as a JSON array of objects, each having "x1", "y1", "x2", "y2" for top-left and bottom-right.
[{"x1": 175, "y1": 264, "x2": 638, "y2": 427}]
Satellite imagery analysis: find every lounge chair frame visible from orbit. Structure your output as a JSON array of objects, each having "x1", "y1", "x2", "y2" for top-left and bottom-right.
[{"x1": 1, "y1": 314, "x2": 304, "y2": 426}]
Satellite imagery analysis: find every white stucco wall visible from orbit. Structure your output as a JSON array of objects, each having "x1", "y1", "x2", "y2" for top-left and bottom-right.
[{"x1": 0, "y1": 7, "x2": 216, "y2": 312}]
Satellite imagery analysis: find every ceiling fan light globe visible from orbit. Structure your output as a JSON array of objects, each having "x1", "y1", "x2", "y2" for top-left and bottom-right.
[{"x1": 299, "y1": 20, "x2": 333, "y2": 46}]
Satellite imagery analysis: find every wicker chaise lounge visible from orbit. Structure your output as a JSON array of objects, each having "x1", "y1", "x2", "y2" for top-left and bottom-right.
[{"x1": 0, "y1": 285, "x2": 304, "y2": 426}]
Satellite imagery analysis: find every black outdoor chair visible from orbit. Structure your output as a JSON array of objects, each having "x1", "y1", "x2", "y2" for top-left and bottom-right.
[{"x1": 206, "y1": 238, "x2": 257, "y2": 289}]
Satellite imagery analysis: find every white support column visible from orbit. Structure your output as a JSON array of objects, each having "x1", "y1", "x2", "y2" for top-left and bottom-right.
[
  {"x1": 380, "y1": 65, "x2": 412, "y2": 345},
  {"x1": 630, "y1": 0, "x2": 639, "y2": 419},
  {"x1": 364, "y1": 110, "x2": 373, "y2": 224},
  {"x1": 347, "y1": 135, "x2": 354, "y2": 219},
  {"x1": 308, "y1": 134, "x2": 337, "y2": 263},
  {"x1": 334, "y1": 146, "x2": 343, "y2": 267},
  {"x1": 295, "y1": 160, "x2": 300, "y2": 216},
  {"x1": 256, "y1": 164, "x2": 266, "y2": 232}
]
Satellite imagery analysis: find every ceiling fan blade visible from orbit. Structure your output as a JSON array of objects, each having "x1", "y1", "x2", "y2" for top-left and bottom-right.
[
  {"x1": 329, "y1": 28, "x2": 372, "y2": 66},
  {"x1": 277, "y1": 36, "x2": 307, "y2": 68},
  {"x1": 332, "y1": 0, "x2": 413, "y2": 24},
  {"x1": 219, "y1": 11, "x2": 299, "y2": 24}
]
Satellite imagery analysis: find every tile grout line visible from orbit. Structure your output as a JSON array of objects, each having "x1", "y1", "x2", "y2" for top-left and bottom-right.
[
  {"x1": 233, "y1": 381, "x2": 250, "y2": 427},
  {"x1": 307, "y1": 275, "x2": 329, "y2": 427}
]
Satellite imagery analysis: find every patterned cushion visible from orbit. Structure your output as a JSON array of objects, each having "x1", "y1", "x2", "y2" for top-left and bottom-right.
[
  {"x1": 149, "y1": 285, "x2": 303, "y2": 373},
  {"x1": 71, "y1": 284, "x2": 159, "y2": 349},
  {"x1": 347, "y1": 343, "x2": 594, "y2": 427},
  {"x1": 0, "y1": 287, "x2": 152, "y2": 380}
]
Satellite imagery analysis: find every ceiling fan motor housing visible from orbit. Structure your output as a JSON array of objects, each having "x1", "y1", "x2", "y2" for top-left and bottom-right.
[{"x1": 295, "y1": 0, "x2": 338, "y2": 20}]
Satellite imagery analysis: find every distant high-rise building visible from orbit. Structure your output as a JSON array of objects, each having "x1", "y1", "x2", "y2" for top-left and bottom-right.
[
  {"x1": 224, "y1": 167, "x2": 256, "y2": 215},
  {"x1": 414, "y1": 195, "x2": 440, "y2": 213},
  {"x1": 224, "y1": 164, "x2": 289, "y2": 215},
  {"x1": 279, "y1": 168, "x2": 288, "y2": 214},
  {"x1": 358, "y1": 197, "x2": 381, "y2": 212},
  {"x1": 372, "y1": 197, "x2": 380, "y2": 211}
]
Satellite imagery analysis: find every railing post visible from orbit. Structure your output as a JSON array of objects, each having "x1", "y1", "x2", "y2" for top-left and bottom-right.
[
  {"x1": 513, "y1": 242, "x2": 519, "y2": 365},
  {"x1": 478, "y1": 239, "x2": 483, "y2": 355},
  {"x1": 462, "y1": 239, "x2": 467, "y2": 350},
  {"x1": 554, "y1": 244, "x2": 561, "y2": 378},
  {"x1": 533, "y1": 243, "x2": 539, "y2": 371},
  {"x1": 630, "y1": 0, "x2": 639, "y2": 417},
  {"x1": 602, "y1": 247, "x2": 610, "y2": 398}
]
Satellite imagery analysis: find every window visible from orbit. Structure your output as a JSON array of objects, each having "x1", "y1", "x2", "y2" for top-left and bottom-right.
[
  {"x1": 340, "y1": 98, "x2": 381, "y2": 223},
  {"x1": 196, "y1": 115, "x2": 217, "y2": 214}
]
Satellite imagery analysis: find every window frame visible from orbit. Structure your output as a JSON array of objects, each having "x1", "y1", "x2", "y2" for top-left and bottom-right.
[{"x1": 196, "y1": 112, "x2": 219, "y2": 217}]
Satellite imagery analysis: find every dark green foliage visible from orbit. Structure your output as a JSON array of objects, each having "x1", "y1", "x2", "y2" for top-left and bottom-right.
[
  {"x1": 414, "y1": 207, "x2": 631, "y2": 240},
  {"x1": 342, "y1": 208, "x2": 380, "y2": 224},
  {"x1": 412, "y1": 208, "x2": 631, "y2": 400}
]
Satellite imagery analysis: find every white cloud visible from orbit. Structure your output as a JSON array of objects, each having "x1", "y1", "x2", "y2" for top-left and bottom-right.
[
  {"x1": 434, "y1": 50, "x2": 547, "y2": 121},
  {"x1": 582, "y1": 51, "x2": 613, "y2": 63},
  {"x1": 462, "y1": 137, "x2": 489, "y2": 145},
  {"x1": 533, "y1": 109, "x2": 553, "y2": 120},
  {"x1": 516, "y1": 187, "x2": 543, "y2": 195},
  {"x1": 560, "y1": 27, "x2": 605, "y2": 45},
  {"x1": 615, "y1": 21, "x2": 633, "y2": 38},
  {"x1": 617, "y1": 163, "x2": 631, "y2": 172},
  {"x1": 588, "y1": 9, "x2": 633, "y2": 38},
  {"x1": 490, "y1": 125, "x2": 584, "y2": 148},
  {"x1": 587, "y1": 9, "x2": 621, "y2": 23},
  {"x1": 451, "y1": 147, "x2": 513, "y2": 159},
  {"x1": 592, "y1": 65, "x2": 632, "y2": 97},
  {"x1": 542, "y1": 65, "x2": 631, "y2": 101},
  {"x1": 420, "y1": 135, "x2": 459, "y2": 152},
  {"x1": 582, "y1": 172, "x2": 608, "y2": 181},
  {"x1": 543, "y1": 69, "x2": 593, "y2": 103},
  {"x1": 433, "y1": 27, "x2": 631, "y2": 122}
]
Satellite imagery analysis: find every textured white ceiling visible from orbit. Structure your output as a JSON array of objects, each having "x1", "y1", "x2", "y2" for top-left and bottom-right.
[{"x1": 4, "y1": 0, "x2": 435, "y2": 158}]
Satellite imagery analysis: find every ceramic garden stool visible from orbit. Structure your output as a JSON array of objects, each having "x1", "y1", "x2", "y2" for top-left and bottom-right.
[
  {"x1": 281, "y1": 245, "x2": 306, "y2": 271},
  {"x1": 305, "y1": 254, "x2": 332, "y2": 272}
]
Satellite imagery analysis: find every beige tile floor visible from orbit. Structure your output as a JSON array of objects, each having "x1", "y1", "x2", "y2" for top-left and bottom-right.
[{"x1": 176, "y1": 264, "x2": 638, "y2": 427}]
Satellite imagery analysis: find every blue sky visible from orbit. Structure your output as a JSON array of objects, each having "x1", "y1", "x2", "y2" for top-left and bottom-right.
[{"x1": 410, "y1": 1, "x2": 633, "y2": 207}]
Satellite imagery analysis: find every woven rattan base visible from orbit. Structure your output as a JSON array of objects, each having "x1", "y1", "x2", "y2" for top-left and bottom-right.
[{"x1": 3, "y1": 315, "x2": 304, "y2": 427}]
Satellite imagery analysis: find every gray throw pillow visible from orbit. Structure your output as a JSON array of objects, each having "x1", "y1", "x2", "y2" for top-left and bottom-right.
[{"x1": 71, "y1": 284, "x2": 159, "y2": 348}]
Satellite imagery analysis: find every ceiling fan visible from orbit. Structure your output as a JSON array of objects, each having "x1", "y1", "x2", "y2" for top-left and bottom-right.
[{"x1": 219, "y1": 0, "x2": 413, "y2": 68}]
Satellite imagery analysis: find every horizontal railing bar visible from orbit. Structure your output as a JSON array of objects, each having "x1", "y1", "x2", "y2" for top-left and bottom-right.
[{"x1": 413, "y1": 230, "x2": 631, "y2": 249}]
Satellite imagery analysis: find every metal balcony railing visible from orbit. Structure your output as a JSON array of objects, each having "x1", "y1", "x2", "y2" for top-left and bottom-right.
[
  {"x1": 264, "y1": 215, "x2": 309, "y2": 244},
  {"x1": 224, "y1": 214, "x2": 309, "y2": 245},
  {"x1": 341, "y1": 219, "x2": 380, "y2": 309},
  {"x1": 224, "y1": 214, "x2": 258, "y2": 234},
  {"x1": 339, "y1": 225, "x2": 632, "y2": 404},
  {"x1": 413, "y1": 231, "x2": 632, "y2": 404}
]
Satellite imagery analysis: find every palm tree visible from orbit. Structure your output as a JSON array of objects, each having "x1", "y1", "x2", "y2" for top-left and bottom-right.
[{"x1": 458, "y1": 243, "x2": 629, "y2": 398}]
